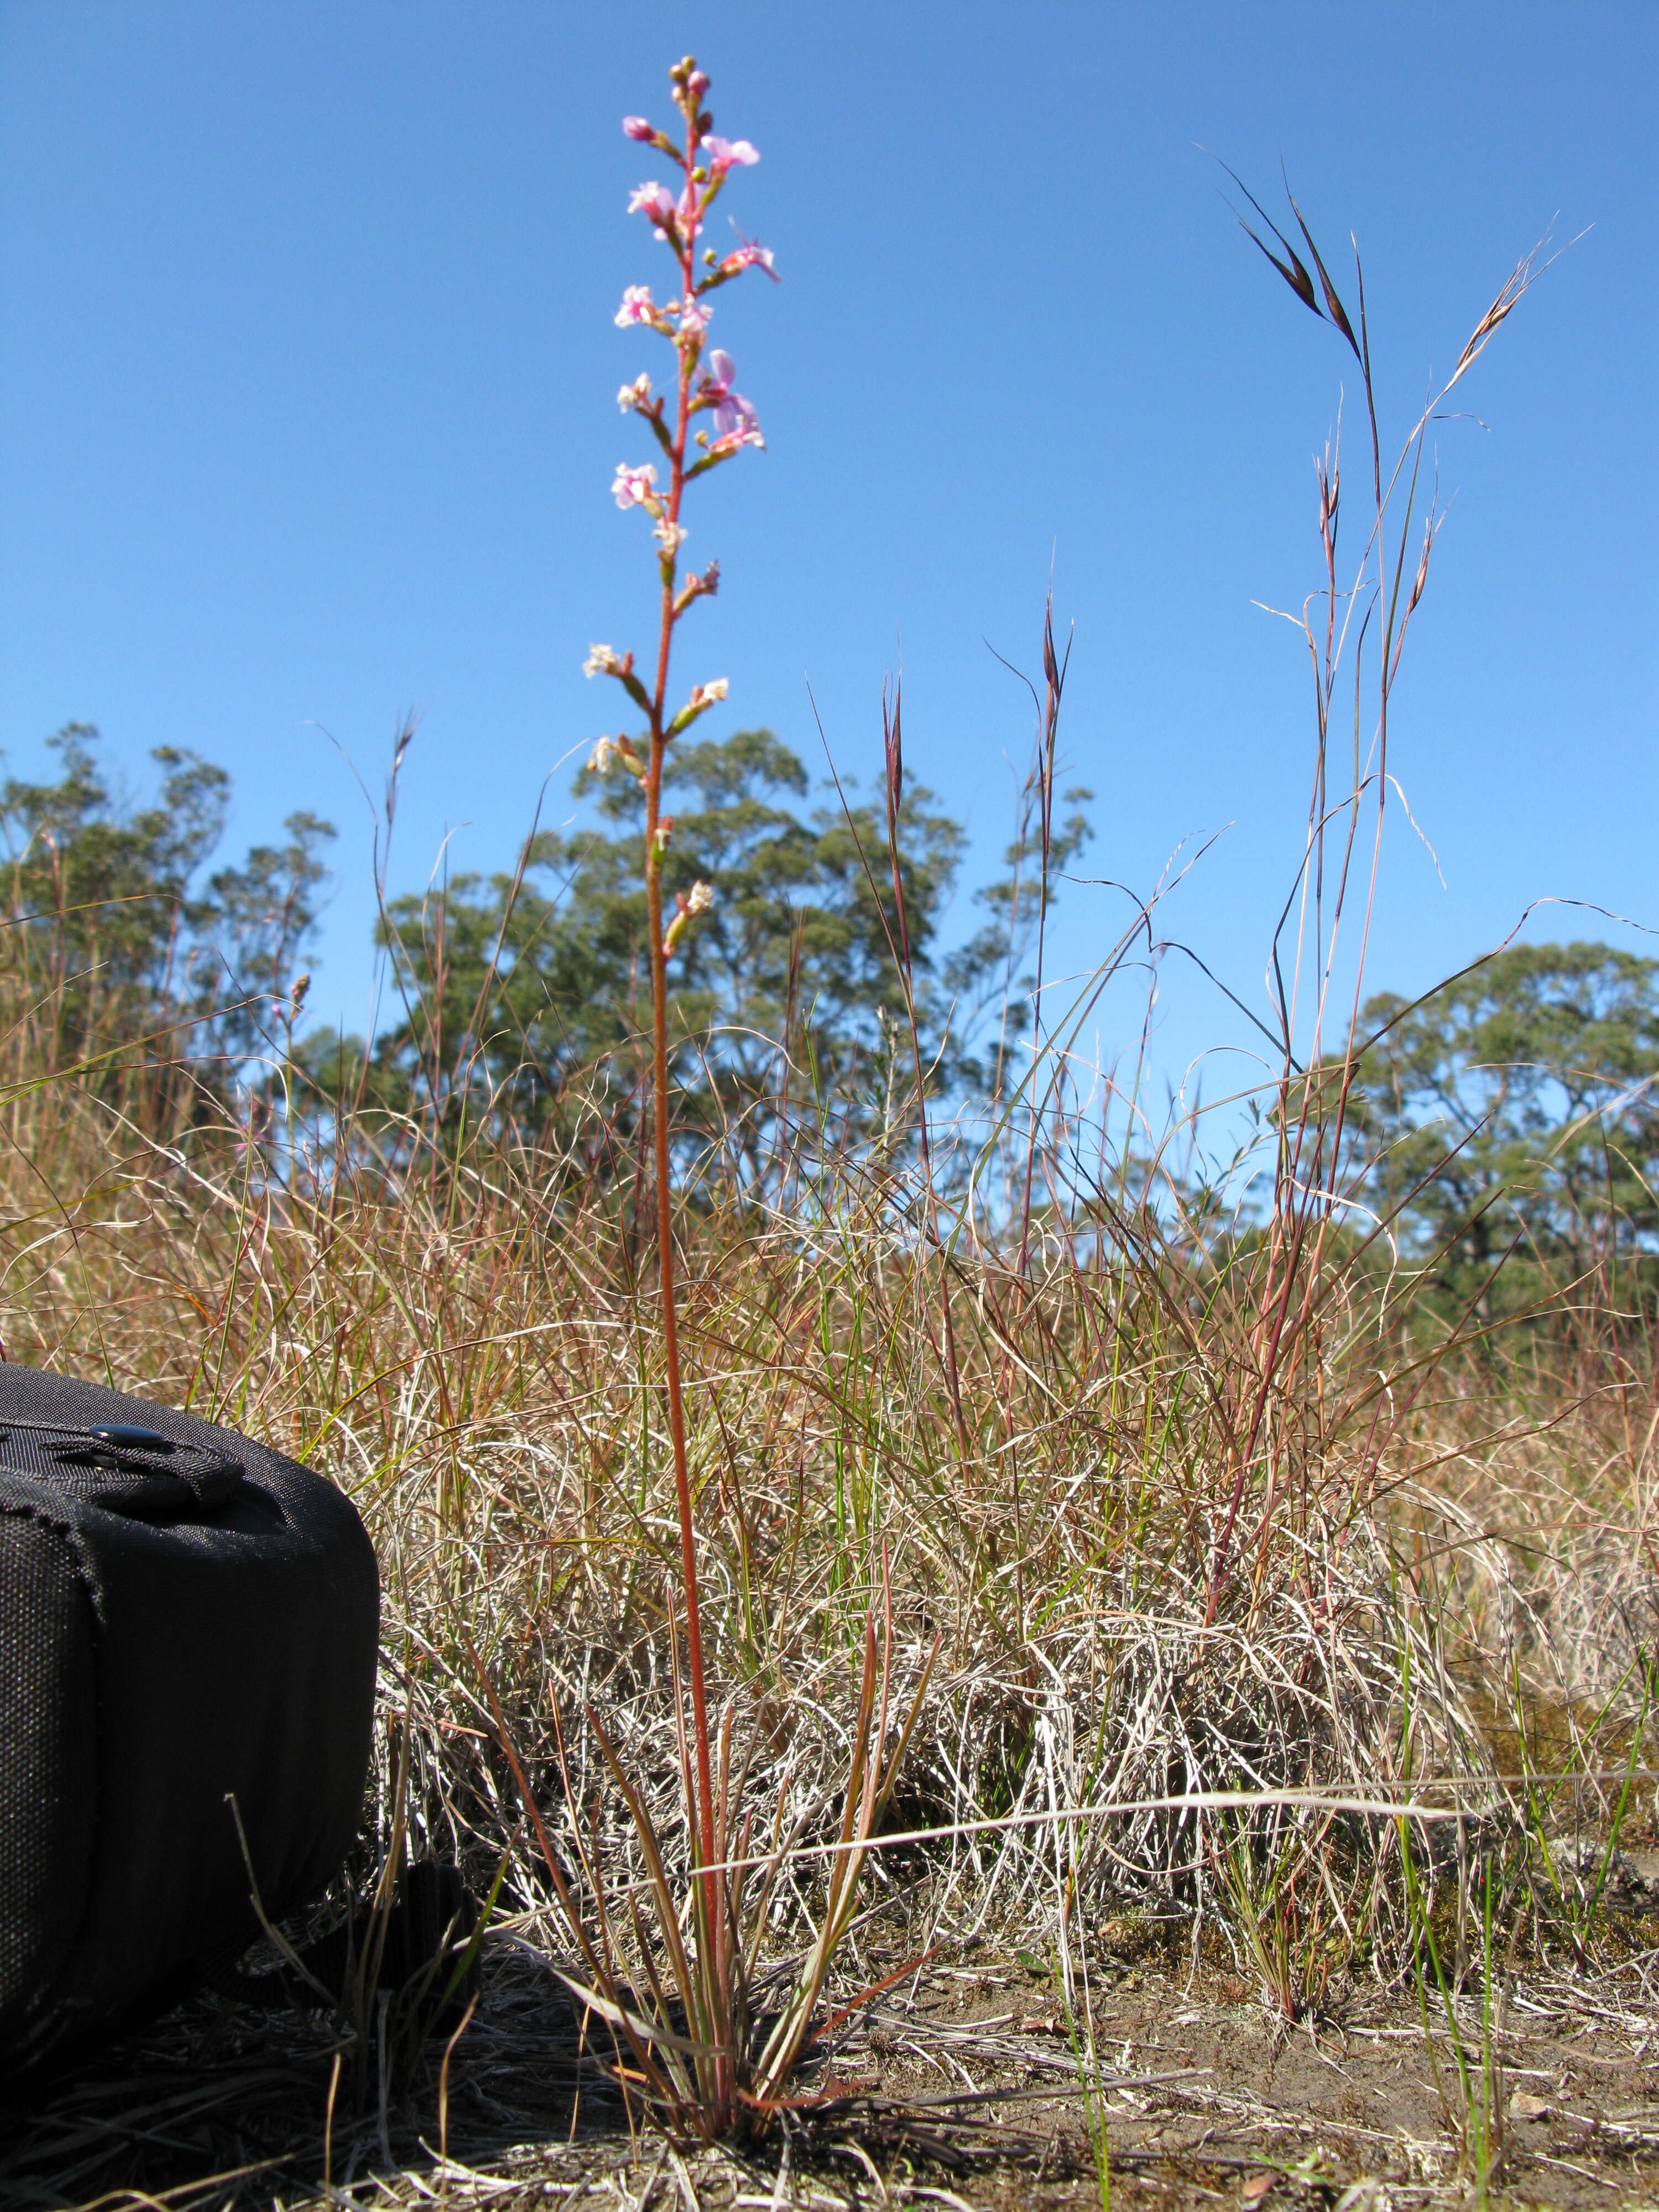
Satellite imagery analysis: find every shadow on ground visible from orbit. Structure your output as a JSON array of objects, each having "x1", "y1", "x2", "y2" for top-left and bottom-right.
[{"x1": 4, "y1": 1934, "x2": 1659, "y2": 2211}]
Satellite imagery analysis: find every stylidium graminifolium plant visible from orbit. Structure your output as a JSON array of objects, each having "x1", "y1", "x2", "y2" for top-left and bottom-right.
[
  {"x1": 552, "y1": 63, "x2": 933, "y2": 2144},
  {"x1": 582, "y1": 51, "x2": 778, "y2": 2107}
]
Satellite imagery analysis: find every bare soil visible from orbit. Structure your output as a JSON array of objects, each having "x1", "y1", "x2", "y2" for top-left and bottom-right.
[
  {"x1": 838, "y1": 1942, "x2": 1659, "y2": 2208},
  {"x1": 6, "y1": 1914, "x2": 1659, "y2": 2212}
]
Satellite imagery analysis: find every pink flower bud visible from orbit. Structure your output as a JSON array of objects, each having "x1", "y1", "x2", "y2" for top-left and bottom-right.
[{"x1": 622, "y1": 116, "x2": 654, "y2": 142}]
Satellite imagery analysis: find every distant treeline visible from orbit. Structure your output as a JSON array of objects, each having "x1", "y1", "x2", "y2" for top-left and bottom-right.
[{"x1": 5, "y1": 724, "x2": 1656, "y2": 1330}]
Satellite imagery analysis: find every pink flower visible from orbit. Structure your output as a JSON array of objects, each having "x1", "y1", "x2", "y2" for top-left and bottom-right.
[
  {"x1": 627, "y1": 181, "x2": 678, "y2": 235},
  {"x1": 675, "y1": 179, "x2": 703, "y2": 242},
  {"x1": 704, "y1": 136, "x2": 759, "y2": 174},
  {"x1": 622, "y1": 116, "x2": 654, "y2": 142},
  {"x1": 677, "y1": 294, "x2": 711, "y2": 340},
  {"x1": 700, "y1": 349, "x2": 762, "y2": 444},
  {"x1": 614, "y1": 284, "x2": 657, "y2": 328},
  {"x1": 719, "y1": 239, "x2": 776, "y2": 279},
  {"x1": 612, "y1": 462, "x2": 659, "y2": 510}
]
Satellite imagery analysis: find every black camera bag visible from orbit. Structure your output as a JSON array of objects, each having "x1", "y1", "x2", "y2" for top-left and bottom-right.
[{"x1": 0, "y1": 1364, "x2": 378, "y2": 2075}]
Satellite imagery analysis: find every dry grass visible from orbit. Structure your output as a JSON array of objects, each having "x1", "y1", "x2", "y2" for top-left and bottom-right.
[
  {"x1": 2, "y1": 1058, "x2": 1656, "y2": 2205},
  {"x1": 4, "y1": 1058, "x2": 1652, "y2": 1901}
]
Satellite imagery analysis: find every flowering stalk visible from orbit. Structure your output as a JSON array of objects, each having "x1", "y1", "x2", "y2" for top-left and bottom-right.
[{"x1": 586, "y1": 54, "x2": 775, "y2": 2130}]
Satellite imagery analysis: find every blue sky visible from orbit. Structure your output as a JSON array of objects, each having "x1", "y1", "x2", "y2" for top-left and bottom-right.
[{"x1": 1, "y1": 1, "x2": 1653, "y2": 1123}]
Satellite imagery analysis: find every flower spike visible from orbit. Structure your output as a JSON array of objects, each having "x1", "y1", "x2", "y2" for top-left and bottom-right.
[{"x1": 588, "y1": 74, "x2": 776, "y2": 2112}]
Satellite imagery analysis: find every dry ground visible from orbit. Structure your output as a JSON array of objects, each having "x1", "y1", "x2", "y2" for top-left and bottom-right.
[{"x1": 6, "y1": 1880, "x2": 1659, "y2": 2212}]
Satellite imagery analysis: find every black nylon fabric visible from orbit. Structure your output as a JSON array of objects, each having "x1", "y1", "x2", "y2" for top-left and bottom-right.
[
  {"x1": 0, "y1": 1517, "x2": 97, "y2": 2027},
  {"x1": 0, "y1": 1366, "x2": 379, "y2": 2075}
]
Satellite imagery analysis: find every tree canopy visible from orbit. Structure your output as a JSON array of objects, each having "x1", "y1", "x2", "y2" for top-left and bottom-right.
[
  {"x1": 1, "y1": 724, "x2": 334, "y2": 1100},
  {"x1": 1357, "y1": 942, "x2": 1659, "y2": 1323},
  {"x1": 15, "y1": 719, "x2": 1654, "y2": 1349},
  {"x1": 350, "y1": 727, "x2": 984, "y2": 1169}
]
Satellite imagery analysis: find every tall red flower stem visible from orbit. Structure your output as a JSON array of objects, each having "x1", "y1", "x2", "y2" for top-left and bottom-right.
[
  {"x1": 592, "y1": 60, "x2": 774, "y2": 2124},
  {"x1": 640, "y1": 118, "x2": 721, "y2": 2034}
]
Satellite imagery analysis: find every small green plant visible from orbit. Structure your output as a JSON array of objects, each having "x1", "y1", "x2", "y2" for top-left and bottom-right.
[
  {"x1": 1397, "y1": 1824, "x2": 1507, "y2": 2203},
  {"x1": 1218, "y1": 1811, "x2": 1345, "y2": 2022},
  {"x1": 1056, "y1": 1817, "x2": 1110, "y2": 2212},
  {"x1": 1389, "y1": 1586, "x2": 1509, "y2": 2200},
  {"x1": 1506, "y1": 1648, "x2": 1656, "y2": 1965}
]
